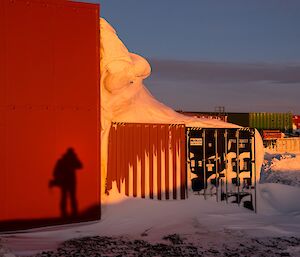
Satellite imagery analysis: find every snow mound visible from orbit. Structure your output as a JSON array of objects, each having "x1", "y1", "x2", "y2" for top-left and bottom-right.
[
  {"x1": 99, "y1": 18, "x2": 264, "y2": 195},
  {"x1": 258, "y1": 183, "x2": 300, "y2": 214},
  {"x1": 261, "y1": 153, "x2": 300, "y2": 187},
  {"x1": 99, "y1": 18, "x2": 243, "y2": 128}
]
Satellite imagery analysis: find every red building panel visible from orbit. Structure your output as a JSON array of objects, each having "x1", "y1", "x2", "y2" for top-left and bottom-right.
[
  {"x1": 140, "y1": 125, "x2": 146, "y2": 198},
  {"x1": 293, "y1": 115, "x2": 300, "y2": 130},
  {"x1": 0, "y1": 0, "x2": 100, "y2": 231},
  {"x1": 106, "y1": 123, "x2": 187, "y2": 200},
  {"x1": 164, "y1": 126, "x2": 170, "y2": 199},
  {"x1": 171, "y1": 125, "x2": 178, "y2": 199}
]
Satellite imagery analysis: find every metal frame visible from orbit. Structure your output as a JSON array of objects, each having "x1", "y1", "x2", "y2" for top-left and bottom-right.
[{"x1": 186, "y1": 127, "x2": 257, "y2": 212}]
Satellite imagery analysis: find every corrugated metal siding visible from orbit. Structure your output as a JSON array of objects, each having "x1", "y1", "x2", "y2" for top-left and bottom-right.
[
  {"x1": 249, "y1": 112, "x2": 293, "y2": 132},
  {"x1": 274, "y1": 138, "x2": 300, "y2": 152},
  {"x1": 0, "y1": 0, "x2": 100, "y2": 232},
  {"x1": 106, "y1": 123, "x2": 187, "y2": 200}
]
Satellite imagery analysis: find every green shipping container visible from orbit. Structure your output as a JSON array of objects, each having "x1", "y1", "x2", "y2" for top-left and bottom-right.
[{"x1": 249, "y1": 112, "x2": 292, "y2": 132}]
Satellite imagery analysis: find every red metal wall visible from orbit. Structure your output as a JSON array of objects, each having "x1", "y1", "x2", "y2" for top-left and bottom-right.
[
  {"x1": 107, "y1": 123, "x2": 187, "y2": 200},
  {"x1": 0, "y1": 0, "x2": 100, "y2": 231},
  {"x1": 293, "y1": 115, "x2": 300, "y2": 130}
]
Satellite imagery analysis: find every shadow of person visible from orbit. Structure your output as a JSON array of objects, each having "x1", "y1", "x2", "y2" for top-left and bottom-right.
[{"x1": 49, "y1": 148, "x2": 83, "y2": 218}]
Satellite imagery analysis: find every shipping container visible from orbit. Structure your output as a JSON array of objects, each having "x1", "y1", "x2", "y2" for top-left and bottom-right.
[
  {"x1": 0, "y1": 0, "x2": 101, "y2": 232},
  {"x1": 178, "y1": 111, "x2": 293, "y2": 133},
  {"x1": 249, "y1": 112, "x2": 293, "y2": 132},
  {"x1": 275, "y1": 138, "x2": 300, "y2": 152},
  {"x1": 105, "y1": 122, "x2": 258, "y2": 211},
  {"x1": 226, "y1": 112, "x2": 293, "y2": 133},
  {"x1": 262, "y1": 130, "x2": 283, "y2": 140},
  {"x1": 186, "y1": 127, "x2": 257, "y2": 211},
  {"x1": 106, "y1": 123, "x2": 187, "y2": 200}
]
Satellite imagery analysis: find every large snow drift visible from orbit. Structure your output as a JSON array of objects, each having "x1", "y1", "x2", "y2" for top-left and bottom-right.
[
  {"x1": 100, "y1": 18, "x2": 242, "y2": 127},
  {"x1": 99, "y1": 18, "x2": 264, "y2": 196}
]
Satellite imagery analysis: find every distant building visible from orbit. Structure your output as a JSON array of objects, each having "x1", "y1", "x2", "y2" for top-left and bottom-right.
[{"x1": 177, "y1": 111, "x2": 293, "y2": 133}]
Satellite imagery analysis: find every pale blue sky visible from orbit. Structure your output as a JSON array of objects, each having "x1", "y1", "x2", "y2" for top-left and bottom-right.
[
  {"x1": 80, "y1": 0, "x2": 300, "y2": 113},
  {"x1": 84, "y1": 0, "x2": 300, "y2": 63}
]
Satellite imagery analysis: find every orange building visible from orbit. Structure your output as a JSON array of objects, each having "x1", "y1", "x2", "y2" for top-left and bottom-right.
[{"x1": 0, "y1": 0, "x2": 101, "y2": 232}]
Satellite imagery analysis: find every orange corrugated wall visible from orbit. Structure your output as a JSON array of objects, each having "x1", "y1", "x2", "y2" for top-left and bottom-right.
[
  {"x1": 107, "y1": 123, "x2": 187, "y2": 200},
  {"x1": 0, "y1": 0, "x2": 100, "y2": 232}
]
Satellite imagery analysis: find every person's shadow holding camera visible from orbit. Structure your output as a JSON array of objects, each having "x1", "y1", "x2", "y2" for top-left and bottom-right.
[{"x1": 49, "y1": 148, "x2": 83, "y2": 218}]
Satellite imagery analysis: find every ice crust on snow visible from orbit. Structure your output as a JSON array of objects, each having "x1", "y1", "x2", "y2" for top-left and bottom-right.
[{"x1": 99, "y1": 18, "x2": 264, "y2": 195}]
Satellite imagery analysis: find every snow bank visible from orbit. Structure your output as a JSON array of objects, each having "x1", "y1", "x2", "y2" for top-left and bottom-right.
[
  {"x1": 99, "y1": 18, "x2": 245, "y2": 128},
  {"x1": 269, "y1": 155, "x2": 300, "y2": 173},
  {"x1": 258, "y1": 183, "x2": 300, "y2": 214},
  {"x1": 3, "y1": 149, "x2": 300, "y2": 256},
  {"x1": 4, "y1": 182, "x2": 300, "y2": 256},
  {"x1": 261, "y1": 153, "x2": 300, "y2": 187},
  {"x1": 99, "y1": 18, "x2": 264, "y2": 195}
]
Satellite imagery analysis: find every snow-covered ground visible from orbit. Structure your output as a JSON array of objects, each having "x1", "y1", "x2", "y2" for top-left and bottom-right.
[{"x1": 1, "y1": 150, "x2": 300, "y2": 257}]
